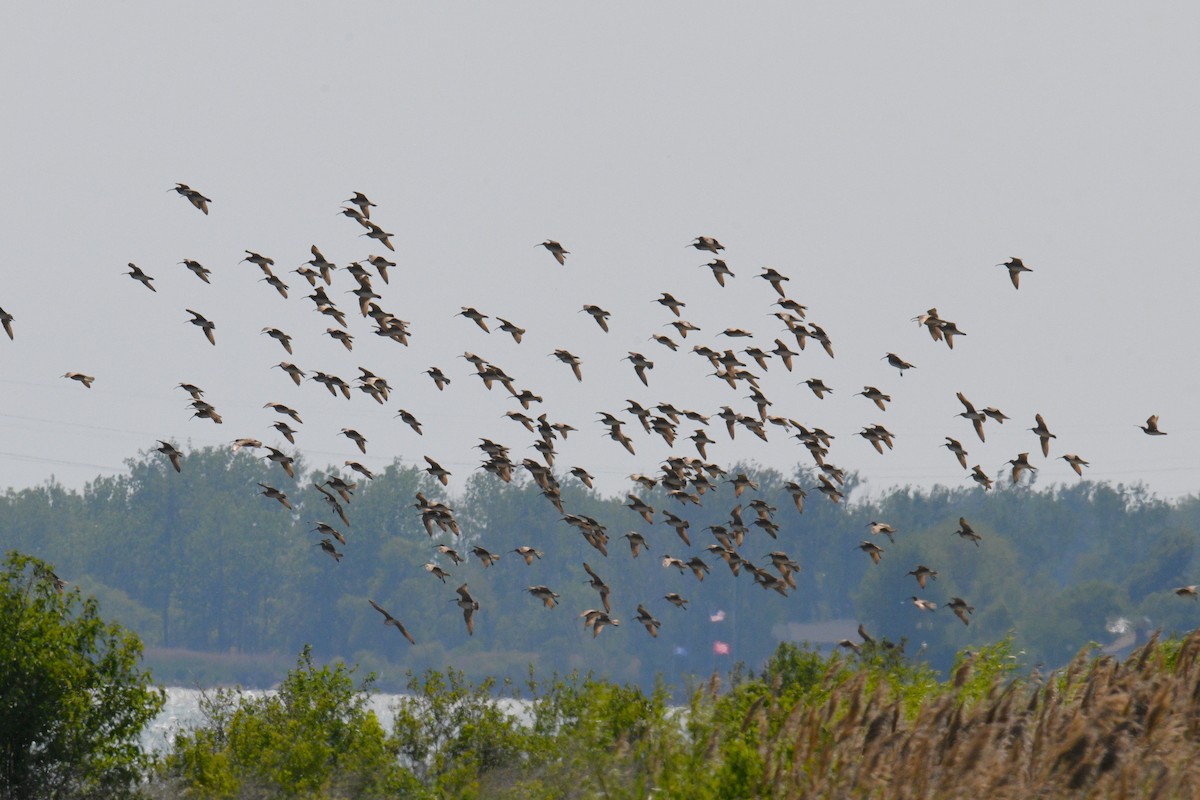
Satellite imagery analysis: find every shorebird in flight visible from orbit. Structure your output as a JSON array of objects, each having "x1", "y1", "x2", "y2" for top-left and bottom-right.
[
  {"x1": 125, "y1": 263, "x2": 156, "y2": 292},
  {"x1": 539, "y1": 240, "x2": 569, "y2": 265},
  {"x1": 1030, "y1": 414, "x2": 1056, "y2": 456},
  {"x1": 368, "y1": 600, "x2": 415, "y2": 644},
  {"x1": 1140, "y1": 415, "x2": 1167, "y2": 435},
  {"x1": 946, "y1": 597, "x2": 975, "y2": 625},
  {"x1": 156, "y1": 441, "x2": 182, "y2": 472},
  {"x1": 688, "y1": 236, "x2": 725, "y2": 253},
  {"x1": 1059, "y1": 453, "x2": 1090, "y2": 476},
  {"x1": 171, "y1": 183, "x2": 211, "y2": 214},
  {"x1": 998, "y1": 257, "x2": 1031, "y2": 289}
]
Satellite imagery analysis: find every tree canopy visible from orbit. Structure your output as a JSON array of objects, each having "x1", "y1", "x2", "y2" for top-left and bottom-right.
[{"x1": 0, "y1": 551, "x2": 165, "y2": 800}]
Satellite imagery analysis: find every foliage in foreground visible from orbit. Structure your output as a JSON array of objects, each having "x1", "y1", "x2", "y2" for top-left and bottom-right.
[
  {"x1": 156, "y1": 630, "x2": 1200, "y2": 798},
  {"x1": 0, "y1": 551, "x2": 165, "y2": 800}
]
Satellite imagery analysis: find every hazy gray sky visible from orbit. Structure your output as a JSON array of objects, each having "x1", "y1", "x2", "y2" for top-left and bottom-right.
[{"x1": 2, "y1": 3, "x2": 1198, "y2": 500}]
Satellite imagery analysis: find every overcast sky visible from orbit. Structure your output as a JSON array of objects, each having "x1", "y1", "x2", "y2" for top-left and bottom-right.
[{"x1": 2, "y1": 3, "x2": 1198, "y2": 502}]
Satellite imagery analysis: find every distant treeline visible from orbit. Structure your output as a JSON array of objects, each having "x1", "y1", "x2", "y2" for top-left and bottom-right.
[{"x1": 2, "y1": 445, "x2": 1198, "y2": 689}]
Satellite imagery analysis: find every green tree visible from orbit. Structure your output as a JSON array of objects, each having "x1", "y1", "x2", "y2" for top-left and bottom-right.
[
  {"x1": 0, "y1": 550, "x2": 165, "y2": 799},
  {"x1": 162, "y1": 645, "x2": 416, "y2": 799}
]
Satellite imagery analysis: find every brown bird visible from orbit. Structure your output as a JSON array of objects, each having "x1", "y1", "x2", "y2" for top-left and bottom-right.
[
  {"x1": 970, "y1": 465, "x2": 993, "y2": 491},
  {"x1": 581, "y1": 305, "x2": 611, "y2": 332},
  {"x1": 0, "y1": 307, "x2": 12, "y2": 340},
  {"x1": 425, "y1": 367, "x2": 451, "y2": 391},
  {"x1": 701, "y1": 259, "x2": 735, "y2": 286},
  {"x1": 314, "y1": 522, "x2": 346, "y2": 545},
  {"x1": 803, "y1": 378, "x2": 833, "y2": 399},
  {"x1": 172, "y1": 183, "x2": 211, "y2": 214},
  {"x1": 63, "y1": 372, "x2": 95, "y2": 388},
  {"x1": 956, "y1": 392, "x2": 987, "y2": 443},
  {"x1": 368, "y1": 599, "x2": 415, "y2": 644},
  {"x1": 513, "y1": 546, "x2": 543, "y2": 565},
  {"x1": 346, "y1": 191, "x2": 376, "y2": 219},
  {"x1": 1059, "y1": 453, "x2": 1089, "y2": 476},
  {"x1": 424, "y1": 562, "x2": 451, "y2": 583},
  {"x1": 551, "y1": 349, "x2": 583, "y2": 381},
  {"x1": 495, "y1": 317, "x2": 525, "y2": 343},
  {"x1": 258, "y1": 482, "x2": 291, "y2": 509},
  {"x1": 582, "y1": 562, "x2": 612, "y2": 613},
  {"x1": 858, "y1": 541, "x2": 884, "y2": 565},
  {"x1": 326, "y1": 328, "x2": 354, "y2": 351},
  {"x1": 316, "y1": 539, "x2": 343, "y2": 562},
  {"x1": 946, "y1": 597, "x2": 975, "y2": 625},
  {"x1": 180, "y1": 259, "x2": 211, "y2": 284},
  {"x1": 263, "y1": 446, "x2": 295, "y2": 478},
  {"x1": 954, "y1": 517, "x2": 982, "y2": 546},
  {"x1": 654, "y1": 292, "x2": 686, "y2": 316},
  {"x1": 907, "y1": 565, "x2": 938, "y2": 589},
  {"x1": 454, "y1": 584, "x2": 479, "y2": 635},
  {"x1": 458, "y1": 307, "x2": 490, "y2": 333},
  {"x1": 261, "y1": 327, "x2": 293, "y2": 354},
  {"x1": 664, "y1": 592, "x2": 689, "y2": 609},
  {"x1": 527, "y1": 585, "x2": 560, "y2": 608},
  {"x1": 1006, "y1": 453, "x2": 1038, "y2": 485},
  {"x1": 883, "y1": 353, "x2": 915, "y2": 376},
  {"x1": 625, "y1": 352, "x2": 654, "y2": 386},
  {"x1": 758, "y1": 267, "x2": 790, "y2": 297},
  {"x1": 395, "y1": 409, "x2": 423, "y2": 435},
  {"x1": 471, "y1": 546, "x2": 500, "y2": 568},
  {"x1": 184, "y1": 310, "x2": 216, "y2": 345},
  {"x1": 359, "y1": 220, "x2": 395, "y2": 251},
  {"x1": 856, "y1": 386, "x2": 890, "y2": 411},
  {"x1": 272, "y1": 421, "x2": 297, "y2": 444},
  {"x1": 635, "y1": 604, "x2": 661, "y2": 637},
  {"x1": 423, "y1": 456, "x2": 451, "y2": 485},
  {"x1": 1029, "y1": 414, "x2": 1056, "y2": 457},
  {"x1": 688, "y1": 236, "x2": 725, "y2": 253},
  {"x1": 621, "y1": 531, "x2": 649, "y2": 557},
  {"x1": 264, "y1": 402, "x2": 302, "y2": 425},
  {"x1": 539, "y1": 240, "x2": 569, "y2": 265},
  {"x1": 868, "y1": 521, "x2": 896, "y2": 543},
  {"x1": 1175, "y1": 585, "x2": 1198, "y2": 599},
  {"x1": 156, "y1": 440, "x2": 182, "y2": 472},
  {"x1": 125, "y1": 263, "x2": 156, "y2": 292},
  {"x1": 942, "y1": 437, "x2": 968, "y2": 469},
  {"x1": 231, "y1": 438, "x2": 262, "y2": 452},
  {"x1": 1140, "y1": 415, "x2": 1167, "y2": 436},
  {"x1": 998, "y1": 257, "x2": 1031, "y2": 289},
  {"x1": 569, "y1": 466, "x2": 594, "y2": 489},
  {"x1": 339, "y1": 428, "x2": 367, "y2": 454}
]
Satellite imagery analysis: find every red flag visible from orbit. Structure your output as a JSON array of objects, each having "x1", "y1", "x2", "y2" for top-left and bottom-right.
[{"x1": 713, "y1": 640, "x2": 730, "y2": 656}]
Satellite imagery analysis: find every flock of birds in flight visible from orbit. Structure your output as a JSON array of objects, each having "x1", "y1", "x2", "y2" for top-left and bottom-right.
[{"x1": 12, "y1": 181, "x2": 1191, "y2": 649}]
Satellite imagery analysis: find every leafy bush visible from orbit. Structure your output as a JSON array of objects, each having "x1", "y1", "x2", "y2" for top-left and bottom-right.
[{"x1": 0, "y1": 550, "x2": 165, "y2": 800}]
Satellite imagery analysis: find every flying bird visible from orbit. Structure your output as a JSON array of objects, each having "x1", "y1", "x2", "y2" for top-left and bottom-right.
[
  {"x1": 63, "y1": 372, "x2": 95, "y2": 388},
  {"x1": 1030, "y1": 414, "x2": 1056, "y2": 457},
  {"x1": 539, "y1": 240, "x2": 569, "y2": 265},
  {"x1": 368, "y1": 599, "x2": 415, "y2": 644},
  {"x1": 125, "y1": 263, "x2": 156, "y2": 292},
  {"x1": 946, "y1": 597, "x2": 975, "y2": 625},
  {"x1": 998, "y1": 257, "x2": 1031, "y2": 289},
  {"x1": 1140, "y1": 415, "x2": 1167, "y2": 436},
  {"x1": 171, "y1": 183, "x2": 211, "y2": 214},
  {"x1": 185, "y1": 309, "x2": 216, "y2": 345},
  {"x1": 454, "y1": 584, "x2": 479, "y2": 635},
  {"x1": 1059, "y1": 453, "x2": 1090, "y2": 476},
  {"x1": 155, "y1": 441, "x2": 182, "y2": 472}
]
